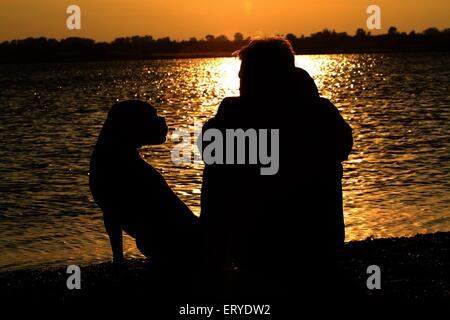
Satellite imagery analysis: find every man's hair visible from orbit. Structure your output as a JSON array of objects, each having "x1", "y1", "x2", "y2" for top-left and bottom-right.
[{"x1": 235, "y1": 37, "x2": 296, "y2": 72}]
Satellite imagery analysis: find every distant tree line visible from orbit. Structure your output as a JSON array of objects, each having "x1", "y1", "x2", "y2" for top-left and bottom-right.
[{"x1": 0, "y1": 28, "x2": 449, "y2": 63}]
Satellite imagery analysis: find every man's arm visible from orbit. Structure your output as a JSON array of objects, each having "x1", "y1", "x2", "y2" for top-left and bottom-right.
[
  {"x1": 335, "y1": 111, "x2": 353, "y2": 162},
  {"x1": 320, "y1": 98, "x2": 353, "y2": 162}
]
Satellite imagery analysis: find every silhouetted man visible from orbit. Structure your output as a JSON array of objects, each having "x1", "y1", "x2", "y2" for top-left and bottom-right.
[{"x1": 199, "y1": 38, "x2": 352, "y2": 300}]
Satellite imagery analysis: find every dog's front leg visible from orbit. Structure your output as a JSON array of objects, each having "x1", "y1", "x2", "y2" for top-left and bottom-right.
[{"x1": 103, "y1": 212, "x2": 124, "y2": 264}]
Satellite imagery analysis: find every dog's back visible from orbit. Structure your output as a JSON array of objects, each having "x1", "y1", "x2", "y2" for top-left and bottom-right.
[{"x1": 90, "y1": 138, "x2": 195, "y2": 237}]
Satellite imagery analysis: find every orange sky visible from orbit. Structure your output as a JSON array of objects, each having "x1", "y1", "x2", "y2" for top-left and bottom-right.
[{"x1": 0, "y1": 0, "x2": 449, "y2": 41}]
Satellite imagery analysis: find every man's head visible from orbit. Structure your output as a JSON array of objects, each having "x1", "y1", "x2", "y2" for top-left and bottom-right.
[{"x1": 236, "y1": 37, "x2": 296, "y2": 97}]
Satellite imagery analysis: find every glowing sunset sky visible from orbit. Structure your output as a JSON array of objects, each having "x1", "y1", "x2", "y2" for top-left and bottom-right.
[{"x1": 0, "y1": 0, "x2": 449, "y2": 41}]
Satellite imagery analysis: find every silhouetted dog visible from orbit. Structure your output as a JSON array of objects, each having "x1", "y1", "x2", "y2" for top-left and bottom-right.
[{"x1": 89, "y1": 100, "x2": 198, "y2": 271}]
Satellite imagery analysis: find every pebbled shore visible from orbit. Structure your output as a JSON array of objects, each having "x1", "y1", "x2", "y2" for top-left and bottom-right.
[{"x1": 1, "y1": 232, "x2": 448, "y2": 305}]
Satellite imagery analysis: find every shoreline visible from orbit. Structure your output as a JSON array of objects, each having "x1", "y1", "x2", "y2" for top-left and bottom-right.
[
  {"x1": 1, "y1": 231, "x2": 449, "y2": 302},
  {"x1": 0, "y1": 49, "x2": 448, "y2": 65}
]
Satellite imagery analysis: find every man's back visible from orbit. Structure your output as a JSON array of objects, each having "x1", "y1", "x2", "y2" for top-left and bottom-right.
[{"x1": 199, "y1": 93, "x2": 352, "y2": 297}]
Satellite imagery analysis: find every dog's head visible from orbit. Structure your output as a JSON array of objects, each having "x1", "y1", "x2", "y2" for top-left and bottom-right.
[{"x1": 102, "y1": 100, "x2": 168, "y2": 147}]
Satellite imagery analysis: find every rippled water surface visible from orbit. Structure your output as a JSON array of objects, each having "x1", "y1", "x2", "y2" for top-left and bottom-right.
[{"x1": 0, "y1": 53, "x2": 449, "y2": 271}]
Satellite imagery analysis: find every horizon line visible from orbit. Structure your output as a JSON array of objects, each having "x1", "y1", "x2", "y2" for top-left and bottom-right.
[{"x1": 2, "y1": 26, "x2": 448, "y2": 43}]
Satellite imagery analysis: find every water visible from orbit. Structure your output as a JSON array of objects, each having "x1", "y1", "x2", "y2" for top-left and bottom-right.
[{"x1": 0, "y1": 53, "x2": 449, "y2": 272}]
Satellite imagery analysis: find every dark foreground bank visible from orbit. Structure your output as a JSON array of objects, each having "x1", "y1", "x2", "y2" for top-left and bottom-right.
[{"x1": 1, "y1": 232, "x2": 448, "y2": 307}]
